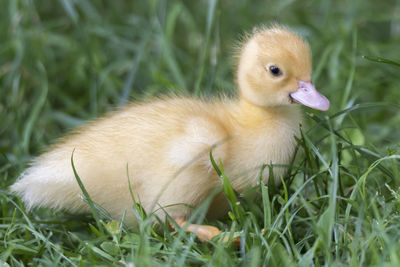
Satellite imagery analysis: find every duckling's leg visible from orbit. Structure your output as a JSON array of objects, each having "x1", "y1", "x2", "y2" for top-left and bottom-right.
[
  {"x1": 171, "y1": 217, "x2": 241, "y2": 246},
  {"x1": 172, "y1": 216, "x2": 222, "y2": 242}
]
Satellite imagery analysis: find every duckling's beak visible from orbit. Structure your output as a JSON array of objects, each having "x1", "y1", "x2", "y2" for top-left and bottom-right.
[{"x1": 290, "y1": 80, "x2": 330, "y2": 111}]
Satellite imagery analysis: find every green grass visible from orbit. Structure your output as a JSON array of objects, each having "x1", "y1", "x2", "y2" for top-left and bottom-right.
[{"x1": 1, "y1": 0, "x2": 400, "y2": 266}]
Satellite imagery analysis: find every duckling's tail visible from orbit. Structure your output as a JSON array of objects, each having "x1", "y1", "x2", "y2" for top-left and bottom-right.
[{"x1": 10, "y1": 156, "x2": 87, "y2": 212}]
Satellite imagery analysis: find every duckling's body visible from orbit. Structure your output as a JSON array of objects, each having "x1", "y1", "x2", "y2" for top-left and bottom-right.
[
  {"x1": 13, "y1": 97, "x2": 301, "y2": 221},
  {"x1": 11, "y1": 25, "x2": 329, "y2": 239}
]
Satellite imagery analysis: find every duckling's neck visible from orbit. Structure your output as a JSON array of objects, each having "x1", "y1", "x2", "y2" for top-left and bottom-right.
[{"x1": 234, "y1": 98, "x2": 300, "y2": 129}]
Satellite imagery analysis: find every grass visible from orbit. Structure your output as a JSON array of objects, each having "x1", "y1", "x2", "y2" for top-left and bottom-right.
[{"x1": 1, "y1": 0, "x2": 400, "y2": 266}]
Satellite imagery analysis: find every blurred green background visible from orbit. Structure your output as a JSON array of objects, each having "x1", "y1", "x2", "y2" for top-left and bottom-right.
[
  {"x1": 1, "y1": 0, "x2": 400, "y2": 265},
  {"x1": 1, "y1": 0, "x2": 399, "y2": 162}
]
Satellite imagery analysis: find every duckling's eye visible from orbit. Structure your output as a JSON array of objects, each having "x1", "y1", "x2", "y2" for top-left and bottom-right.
[{"x1": 269, "y1": 66, "x2": 282, "y2": 77}]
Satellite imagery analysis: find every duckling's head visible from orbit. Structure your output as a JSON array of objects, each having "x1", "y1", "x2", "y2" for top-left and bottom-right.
[{"x1": 237, "y1": 25, "x2": 329, "y2": 111}]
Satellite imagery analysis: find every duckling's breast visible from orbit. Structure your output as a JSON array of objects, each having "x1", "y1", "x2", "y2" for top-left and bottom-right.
[{"x1": 222, "y1": 106, "x2": 302, "y2": 191}]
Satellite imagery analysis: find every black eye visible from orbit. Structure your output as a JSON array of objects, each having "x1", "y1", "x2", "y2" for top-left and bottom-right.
[{"x1": 269, "y1": 66, "x2": 282, "y2": 77}]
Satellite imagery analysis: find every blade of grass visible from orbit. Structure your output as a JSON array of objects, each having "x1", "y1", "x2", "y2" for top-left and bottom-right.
[
  {"x1": 194, "y1": 0, "x2": 218, "y2": 94},
  {"x1": 363, "y1": 56, "x2": 400, "y2": 67},
  {"x1": 70, "y1": 150, "x2": 103, "y2": 233},
  {"x1": 340, "y1": 29, "x2": 357, "y2": 111},
  {"x1": 21, "y1": 62, "x2": 48, "y2": 154}
]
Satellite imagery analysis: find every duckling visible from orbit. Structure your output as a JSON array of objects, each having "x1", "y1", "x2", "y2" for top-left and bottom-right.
[{"x1": 11, "y1": 25, "x2": 329, "y2": 241}]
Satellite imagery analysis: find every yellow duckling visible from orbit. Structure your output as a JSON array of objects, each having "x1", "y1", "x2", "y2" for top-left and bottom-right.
[{"x1": 11, "y1": 25, "x2": 329, "y2": 241}]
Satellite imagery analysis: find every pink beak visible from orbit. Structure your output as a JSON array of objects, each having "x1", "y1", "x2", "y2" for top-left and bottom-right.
[{"x1": 290, "y1": 80, "x2": 330, "y2": 111}]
